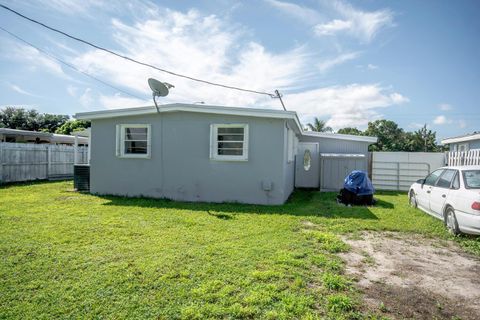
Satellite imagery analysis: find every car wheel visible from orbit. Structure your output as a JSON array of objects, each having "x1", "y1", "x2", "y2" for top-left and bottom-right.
[
  {"x1": 409, "y1": 191, "x2": 417, "y2": 208},
  {"x1": 445, "y1": 207, "x2": 461, "y2": 236}
]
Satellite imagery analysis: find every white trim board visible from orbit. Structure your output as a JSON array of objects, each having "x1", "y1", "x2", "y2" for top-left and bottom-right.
[{"x1": 441, "y1": 133, "x2": 480, "y2": 145}]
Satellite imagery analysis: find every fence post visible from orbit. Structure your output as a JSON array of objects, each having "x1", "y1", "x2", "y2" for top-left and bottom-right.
[
  {"x1": 396, "y1": 162, "x2": 400, "y2": 191},
  {"x1": 47, "y1": 145, "x2": 51, "y2": 178}
]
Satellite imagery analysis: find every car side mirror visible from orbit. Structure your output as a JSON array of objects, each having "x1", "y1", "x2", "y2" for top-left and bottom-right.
[{"x1": 417, "y1": 179, "x2": 425, "y2": 188}]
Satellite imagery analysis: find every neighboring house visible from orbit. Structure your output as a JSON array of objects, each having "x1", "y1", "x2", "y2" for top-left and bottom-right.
[
  {"x1": 0, "y1": 128, "x2": 88, "y2": 145},
  {"x1": 75, "y1": 103, "x2": 376, "y2": 205},
  {"x1": 441, "y1": 132, "x2": 480, "y2": 152}
]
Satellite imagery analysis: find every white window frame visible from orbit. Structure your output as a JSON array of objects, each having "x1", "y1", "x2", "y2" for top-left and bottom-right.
[
  {"x1": 210, "y1": 124, "x2": 249, "y2": 161},
  {"x1": 458, "y1": 143, "x2": 469, "y2": 152},
  {"x1": 116, "y1": 124, "x2": 151, "y2": 159}
]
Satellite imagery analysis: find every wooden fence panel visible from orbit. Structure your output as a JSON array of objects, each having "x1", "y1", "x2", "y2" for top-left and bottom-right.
[{"x1": 0, "y1": 142, "x2": 88, "y2": 183}]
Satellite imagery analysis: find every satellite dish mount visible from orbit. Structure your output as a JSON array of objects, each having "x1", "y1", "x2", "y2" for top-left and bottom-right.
[{"x1": 148, "y1": 78, "x2": 174, "y2": 112}]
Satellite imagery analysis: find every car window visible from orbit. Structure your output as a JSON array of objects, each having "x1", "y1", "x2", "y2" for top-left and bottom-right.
[
  {"x1": 436, "y1": 170, "x2": 456, "y2": 188},
  {"x1": 451, "y1": 172, "x2": 460, "y2": 189},
  {"x1": 424, "y1": 169, "x2": 444, "y2": 186},
  {"x1": 462, "y1": 170, "x2": 480, "y2": 189}
]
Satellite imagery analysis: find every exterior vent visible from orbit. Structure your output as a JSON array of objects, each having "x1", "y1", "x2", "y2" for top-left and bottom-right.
[{"x1": 74, "y1": 165, "x2": 90, "y2": 191}]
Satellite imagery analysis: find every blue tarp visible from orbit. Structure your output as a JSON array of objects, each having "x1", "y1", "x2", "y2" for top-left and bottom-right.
[{"x1": 343, "y1": 170, "x2": 375, "y2": 196}]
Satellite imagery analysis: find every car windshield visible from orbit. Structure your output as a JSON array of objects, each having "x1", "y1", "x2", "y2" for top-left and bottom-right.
[{"x1": 462, "y1": 170, "x2": 480, "y2": 189}]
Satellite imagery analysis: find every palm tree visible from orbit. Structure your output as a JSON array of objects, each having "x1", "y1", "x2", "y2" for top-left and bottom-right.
[{"x1": 306, "y1": 117, "x2": 332, "y2": 132}]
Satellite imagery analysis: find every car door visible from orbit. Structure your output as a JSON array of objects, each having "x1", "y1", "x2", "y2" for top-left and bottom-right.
[
  {"x1": 417, "y1": 169, "x2": 444, "y2": 211},
  {"x1": 429, "y1": 169, "x2": 456, "y2": 217}
]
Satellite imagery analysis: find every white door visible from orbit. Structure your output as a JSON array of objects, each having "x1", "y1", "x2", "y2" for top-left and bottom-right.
[{"x1": 295, "y1": 143, "x2": 319, "y2": 188}]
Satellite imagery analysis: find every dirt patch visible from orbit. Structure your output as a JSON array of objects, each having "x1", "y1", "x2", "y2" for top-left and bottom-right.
[{"x1": 340, "y1": 232, "x2": 480, "y2": 319}]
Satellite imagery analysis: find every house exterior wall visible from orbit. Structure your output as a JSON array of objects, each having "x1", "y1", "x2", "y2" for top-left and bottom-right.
[
  {"x1": 298, "y1": 135, "x2": 371, "y2": 191},
  {"x1": 449, "y1": 140, "x2": 480, "y2": 151},
  {"x1": 89, "y1": 112, "x2": 291, "y2": 205}
]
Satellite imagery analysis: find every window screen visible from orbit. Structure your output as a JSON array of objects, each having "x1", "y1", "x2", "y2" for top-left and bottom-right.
[
  {"x1": 217, "y1": 127, "x2": 244, "y2": 156},
  {"x1": 124, "y1": 127, "x2": 148, "y2": 154}
]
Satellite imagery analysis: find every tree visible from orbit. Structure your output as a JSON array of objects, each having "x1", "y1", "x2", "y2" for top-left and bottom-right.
[
  {"x1": 55, "y1": 120, "x2": 91, "y2": 135},
  {"x1": 337, "y1": 127, "x2": 363, "y2": 135},
  {"x1": 306, "y1": 117, "x2": 332, "y2": 132},
  {"x1": 0, "y1": 107, "x2": 69, "y2": 132},
  {"x1": 364, "y1": 119, "x2": 407, "y2": 151},
  {"x1": 404, "y1": 124, "x2": 440, "y2": 152}
]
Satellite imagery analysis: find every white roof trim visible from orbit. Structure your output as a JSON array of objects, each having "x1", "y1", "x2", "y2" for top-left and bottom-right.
[
  {"x1": 74, "y1": 103, "x2": 377, "y2": 144},
  {"x1": 75, "y1": 103, "x2": 304, "y2": 134},
  {"x1": 302, "y1": 131, "x2": 377, "y2": 143},
  {"x1": 441, "y1": 133, "x2": 480, "y2": 145},
  {"x1": 320, "y1": 153, "x2": 366, "y2": 158}
]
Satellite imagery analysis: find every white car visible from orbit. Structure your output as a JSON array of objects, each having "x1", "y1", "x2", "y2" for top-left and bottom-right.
[{"x1": 409, "y1": 165, "x2": 480, "y2": 235}]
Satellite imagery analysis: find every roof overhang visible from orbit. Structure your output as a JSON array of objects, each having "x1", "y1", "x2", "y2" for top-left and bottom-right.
[
  {"x1": 75, "y1": 103, "x2": 304, "y2": 135},
  {"x1": 302, "y1": 131, "x2": 378, "y2": 143},
  {"x1": 441, "y1": 132, "x2": 480, "y2": 145}
]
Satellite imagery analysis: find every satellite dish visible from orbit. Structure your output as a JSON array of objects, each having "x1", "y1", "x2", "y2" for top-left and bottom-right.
[{"x1": 148, "y1": 78, "x2": 174, "y2": 112}]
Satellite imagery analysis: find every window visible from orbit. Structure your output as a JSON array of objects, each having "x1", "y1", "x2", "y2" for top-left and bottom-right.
[
  {"x1": 303, "y1": 149, "x2": 311, "y2": 171},
  {"x1": 452, "y1": 172, "x2": 460, "y2": 189},
  {"x1": 210, "y1": 124, "x2": 248, "y2": 161},
  {"x1": 424, "y1": 169, "x2": 444, "y2": 186},
  {"x1": 116, "y1": 124, "x2": 151, "y2": 158},
  {"x1": 458, "y1": 143, "x2": 469, "y2": 152},
  {"x1": 462, "y1": 170, "x2": 480, "y2": 189},
  {"x1": 436, "y1": 170, "x2": 456, "y2": 188}
]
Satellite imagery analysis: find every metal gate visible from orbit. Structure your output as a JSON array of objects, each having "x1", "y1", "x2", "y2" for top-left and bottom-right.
[
  {"x1": 295, "y1": 142, "x2": 319, "y2": 188},
  {"x1": 320, "y1": 154, "x2": 367, "y2": 191}
]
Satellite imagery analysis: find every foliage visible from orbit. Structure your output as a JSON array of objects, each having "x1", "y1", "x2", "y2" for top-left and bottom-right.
[
  {"x1": 1, "y1": 182, "x2": 478, "y2": 319},
  {"x1": 0, "y1": 106, "x2": 69, "y2": 133},
  {"x1": 306, "y1": 117, "x2": 332, "y2": 132},
  {"x1": 337, "y1": 127, "x2": 363, "y2": 135},
  {"x1": 404, "y1": 124, "x2": 441, "y2": 152},
  {"x1": 364, "y1": 120, "x2": 407, "y2": 152},
  {"x1": 55, "y1": 120, "x2": 91, "y2": 135}
]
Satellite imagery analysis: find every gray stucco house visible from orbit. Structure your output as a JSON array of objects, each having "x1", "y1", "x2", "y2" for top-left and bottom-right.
[
  {"x1": 441, "y1": 132, "x2": 480, "y2": 152},
  {"x1": 75, "y1": 103, "x2": 376, "y2": 205}
]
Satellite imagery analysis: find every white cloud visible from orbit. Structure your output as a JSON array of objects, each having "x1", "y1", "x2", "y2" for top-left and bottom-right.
[
  {"x1": 367, "y1": 64, "x2": 379, "y2": 70},
  {"x1": 457, "y1": 119, "x2": 467, "y2": 128},
  {"x1": 98, "y1": 93, "x2": 148, "y2": 109},
  {"x1": 9, "y1": 84, "x2": 35, "y2": 97},
  {"x1": 72, "y1": 8, "x2": 311, "y2": 107},
  {"x1": 315, "y1": 19, "x2": 352, "y2": 36},
  {"x1": 67, "y1": 85, "x2": 78, "y2": 97},
  {"x1": 314, "y1": 1, "x2": 394, "y2": 42},
  {"x1": 438, "y1": 103, "x2": 452, "y2": 111},
  {"x1": 2, "y1": 41, "x2": 66, "y2": 77},
  {"x1": 280, "y1": 84, "x2": 408, "y2": 129},
  {"x1": 433, "y1": 115, "x2": 452, "y2": 125},
  {"x1": 79, "y1": 88, "x2": 94, "y2": 108},
  {"x1": 317, "y1": 52, "x2": 359, "y2": 73},
  {"x1": 264, "y1": 0, "x2": 321, "y2": 24}
]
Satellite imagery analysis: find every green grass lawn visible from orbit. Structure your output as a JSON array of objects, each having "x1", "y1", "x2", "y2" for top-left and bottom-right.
[{"x1": 1, "y1": 181, "x2": 479, "y2": 319}]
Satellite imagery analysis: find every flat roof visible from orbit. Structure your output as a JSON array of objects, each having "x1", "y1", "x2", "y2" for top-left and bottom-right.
[
  {"x1": 0, "y1": 128, "x2": 88, "y2": 143},
  {"x1": 75, "y1": 103, "x2": 378, "y2": 144},
  {"x1": 441, "y1": 132, "x2": 480, "y2": 145},
  {"x1": 302, "y1": 131, "x2": 378, "y2": 143}
]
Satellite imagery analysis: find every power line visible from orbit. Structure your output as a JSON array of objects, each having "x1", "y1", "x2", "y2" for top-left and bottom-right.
[
  {"x1": 0, "y1": 3, "x2": 278, "y2": 98},
  {"x1": 0, "y1": 25, "x2": 146, "y2": 100}
]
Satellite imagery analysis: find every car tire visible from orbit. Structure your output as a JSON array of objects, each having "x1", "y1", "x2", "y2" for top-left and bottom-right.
[
  {"x1": 409, "y1": 191, "x2": 417, "y2": 208},
  {"x1": 445, "y1": 207, "x2": 461, "y2": 236}
]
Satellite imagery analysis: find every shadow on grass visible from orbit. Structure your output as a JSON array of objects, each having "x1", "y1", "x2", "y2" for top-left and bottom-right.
[{"x1": 98, "y1": 189, "x2": 386, "y2": 220}]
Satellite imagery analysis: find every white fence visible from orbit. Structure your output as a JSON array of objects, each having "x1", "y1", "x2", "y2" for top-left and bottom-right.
[
  {"x1": 0, "y1": 142, "x2": 88, "y2": 183},
  {"x1": 447, "y1": 149, "x2": 480, "y2": 166},
  {"x1": 371, "y1": 152, "x2": 446, "y2": 191}
]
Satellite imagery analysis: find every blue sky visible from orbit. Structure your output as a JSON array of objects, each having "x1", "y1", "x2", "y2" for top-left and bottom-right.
[{"x1": 0, "y1": 0, "x2": 479, "y2": 140}]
